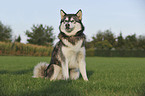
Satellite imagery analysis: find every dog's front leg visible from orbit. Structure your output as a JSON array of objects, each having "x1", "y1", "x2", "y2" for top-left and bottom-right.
[
  {"x1": 78, "y1": 48, "x2": 88, "y2": 81},
  {"x1": 79, "y1": 59, "x2": 88, "y2": 81},
  {"x1": 62, "y1": 61, "x2": 69, "y2": 80}
]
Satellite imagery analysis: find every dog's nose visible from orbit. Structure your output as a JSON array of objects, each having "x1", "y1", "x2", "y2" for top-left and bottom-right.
[{"x1": 65, "y1": 24, "x2": 70, "y2": 29}]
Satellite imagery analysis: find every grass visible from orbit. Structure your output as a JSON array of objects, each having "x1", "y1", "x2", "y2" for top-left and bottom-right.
[{"x1": 0, "y1": 56, "x2": 145, "y2": 96}]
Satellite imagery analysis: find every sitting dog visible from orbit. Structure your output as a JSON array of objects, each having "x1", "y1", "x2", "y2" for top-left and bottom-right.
[{"x1": 33, "y1": 9, "x2": 88, "y2": 81}]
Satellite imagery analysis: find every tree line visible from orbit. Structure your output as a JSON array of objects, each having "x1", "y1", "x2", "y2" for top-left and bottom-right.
[
  {"x1": 86, "y1": 30, "x2": 145, "y2": 50},
  {"x1": 0, "y1": 21, "x2": 145, "y2": 50}
]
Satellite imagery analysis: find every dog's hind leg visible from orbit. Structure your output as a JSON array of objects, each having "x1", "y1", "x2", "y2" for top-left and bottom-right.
[
  {"x1": 70, "y1": 68, "x2": 80, "y2": 80},
  {"x1": 50, "y1": 65, "x2": 61, "y2": 81}
]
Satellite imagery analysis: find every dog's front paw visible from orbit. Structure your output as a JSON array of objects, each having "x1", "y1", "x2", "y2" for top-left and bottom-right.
[
  {"x1": 84, "y1": 78, "x2": 88, "y2": 81},
  {"x1": 63, "y1": 76, "x2": 69, "y2": 80}
]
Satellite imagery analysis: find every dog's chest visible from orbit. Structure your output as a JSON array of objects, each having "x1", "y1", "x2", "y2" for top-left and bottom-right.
[
  {"x1": 61, "y1": 39, "x2": 84, "y2": 68},
  {"x1": 62, "y1": 39, "x2": 83, "y2": 53}
]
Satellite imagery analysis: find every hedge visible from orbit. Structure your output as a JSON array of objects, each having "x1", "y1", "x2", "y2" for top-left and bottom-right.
[{"x1": 86, "y1": 49, "x2": 145, "y2": 57}]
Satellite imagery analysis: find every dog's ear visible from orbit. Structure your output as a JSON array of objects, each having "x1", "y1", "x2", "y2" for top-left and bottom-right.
[
  {"x1": 76, "y1": 9, "x2": 82, "y2": 20},
  {"x1": 60, "y1": 9, "x2": 66, "y2": 20}
]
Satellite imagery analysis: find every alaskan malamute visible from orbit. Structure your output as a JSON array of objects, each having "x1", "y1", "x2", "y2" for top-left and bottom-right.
[{"x1": 33, "y1": 9, "x2": 88, "y2": 81}]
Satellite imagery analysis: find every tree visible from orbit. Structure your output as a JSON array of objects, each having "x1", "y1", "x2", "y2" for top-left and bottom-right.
[
  {"x1": 92, "y1": 30, "x2": 104, "y2": 42},
  {"x1": 125, "y1": 34, "x2": 137, "y2": 49},
  {"x1": 15, "y1": 35, "x2": 21, "y2": 42},
  {"x1": 85, "y1": 40, "x2": 94, "y2": 49},
  {"x1": 0, "y1": 21, "x2": 12, "y2": 42},
  {"x1": 25, "y1": 24, "x2": 55, "y2": 46},
  {"x1": 116, "y1": 32, "x2": 125, "y2": 49},
  {"x1": 95, "y1": 40, "x2": 113, "y2": 50},
  {"x1": 137, "y1": 35, "x2": 145, "y2": 50},
  {"x1": 91, "y1": 29, "x2": 116, "y2": 49},
  {"x1": 91, "y1": 31, "x2": 104, "y2": 48},
  {"x1": 103, "y1": 30, "x2": 116, "y2": 47}
]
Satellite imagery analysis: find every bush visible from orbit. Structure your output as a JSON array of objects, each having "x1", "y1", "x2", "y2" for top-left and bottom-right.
[
  {"x1": 0, "y1": 42, "x2": 53, "y2": 56},
  {"x1": 86, "y1": 48, "x2": 95, "y2": 56}
]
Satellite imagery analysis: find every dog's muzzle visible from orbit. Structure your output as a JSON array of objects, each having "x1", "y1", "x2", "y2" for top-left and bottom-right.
[
  {"x1": 65, "y1": 24, "x2": 70, "y2": 29},
  {"x1": 65, "y1": 23, "x2": 74, "y2": 32}
]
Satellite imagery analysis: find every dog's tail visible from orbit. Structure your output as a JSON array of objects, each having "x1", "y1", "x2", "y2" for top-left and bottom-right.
[{"x1": 32, "y1": 62, "x2": 49, "y2": 78}]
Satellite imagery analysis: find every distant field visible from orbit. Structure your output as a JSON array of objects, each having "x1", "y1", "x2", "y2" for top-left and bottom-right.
[{"x1": 0, "y1": 56, "x2": 145, "y2": 96}]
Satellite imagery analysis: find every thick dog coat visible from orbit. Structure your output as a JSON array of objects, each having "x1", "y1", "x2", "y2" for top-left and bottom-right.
[{"x1": 33, "y1": 9, "x2": 88, "y2": 81}]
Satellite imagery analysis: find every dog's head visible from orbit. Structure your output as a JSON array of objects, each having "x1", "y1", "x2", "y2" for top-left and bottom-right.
[{"x1": 59, "y1": 9, "x2": 84, "y2": 36}]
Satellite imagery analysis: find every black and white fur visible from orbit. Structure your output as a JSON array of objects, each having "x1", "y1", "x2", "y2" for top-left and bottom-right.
[{"x1": 33, "y1": 9, "x2": 88, "y2": 81}]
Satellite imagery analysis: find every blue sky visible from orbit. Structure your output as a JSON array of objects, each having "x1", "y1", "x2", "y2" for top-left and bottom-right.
[{"x1": 0, "y1": 0, "x2": 145, "y2": 43}]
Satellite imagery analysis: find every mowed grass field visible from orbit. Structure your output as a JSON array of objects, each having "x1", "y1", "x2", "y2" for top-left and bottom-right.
[{"x1": 0, "y1": 56, "x2": 145, "y2": 96}]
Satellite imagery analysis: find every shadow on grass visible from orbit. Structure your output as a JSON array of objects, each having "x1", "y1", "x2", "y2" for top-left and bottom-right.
[
  {"x1": 139, "y1": 83, "x2": 145, "y2": 96},
  {"x1": 0, "y1": 69, "x2": 94, "y2": 79},
  {"x1": 22, "y1": 80, "x2": 84, "y2": 96},
  {"x1": 0, "y1": 68, "x2": 33, "y2": 75},
  {"x1": 0, "y1": 69, "x2": 93, "y2": 96},
  {"x1": 79, "y1": 70, "x2": 94, "y2": 80},
  {"x1": 87, "y1": 70, "x2": 94, "y2": 79},
  {"x1": 21, "y1": 70, "x2": 94, "y2": 96}
]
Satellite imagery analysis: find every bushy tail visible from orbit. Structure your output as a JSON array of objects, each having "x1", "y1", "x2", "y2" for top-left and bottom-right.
[{"x1": 32, "y1": 62, "x2": 49, "y2": 78}]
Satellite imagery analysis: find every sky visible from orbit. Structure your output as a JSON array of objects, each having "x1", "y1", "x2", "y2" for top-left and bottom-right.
[{"x1": 0, "y1": 0, "x2": 145, "y2": 43}]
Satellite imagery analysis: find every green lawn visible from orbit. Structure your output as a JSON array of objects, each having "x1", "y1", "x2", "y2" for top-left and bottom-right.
[{"x1": 0, "y1": 56, "x2": 145, "y2": 96}]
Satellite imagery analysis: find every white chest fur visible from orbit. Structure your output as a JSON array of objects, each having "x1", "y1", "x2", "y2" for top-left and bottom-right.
[
  {"x1": 61, "y1": 39, "x2": 85, "y2": 68},
  {"x1": 62, "y1": 39, "x2": 83, "y2": 52}
]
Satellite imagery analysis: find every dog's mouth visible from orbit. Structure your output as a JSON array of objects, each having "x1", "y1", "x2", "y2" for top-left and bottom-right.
[
  {"x1": 65, "y1": 28, "x2": 74, "y2": 32},
  {"x1": 64, "y1": 23, "x2": 74, "y2": 32}
]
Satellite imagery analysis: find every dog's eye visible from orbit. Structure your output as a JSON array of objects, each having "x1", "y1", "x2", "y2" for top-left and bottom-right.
[
  {"x1": 71, "y1": 20, "x2": 74, "y2": 22},
  {"x1": 65, "y1": 20, "x2": 68, "y2": 22}
]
